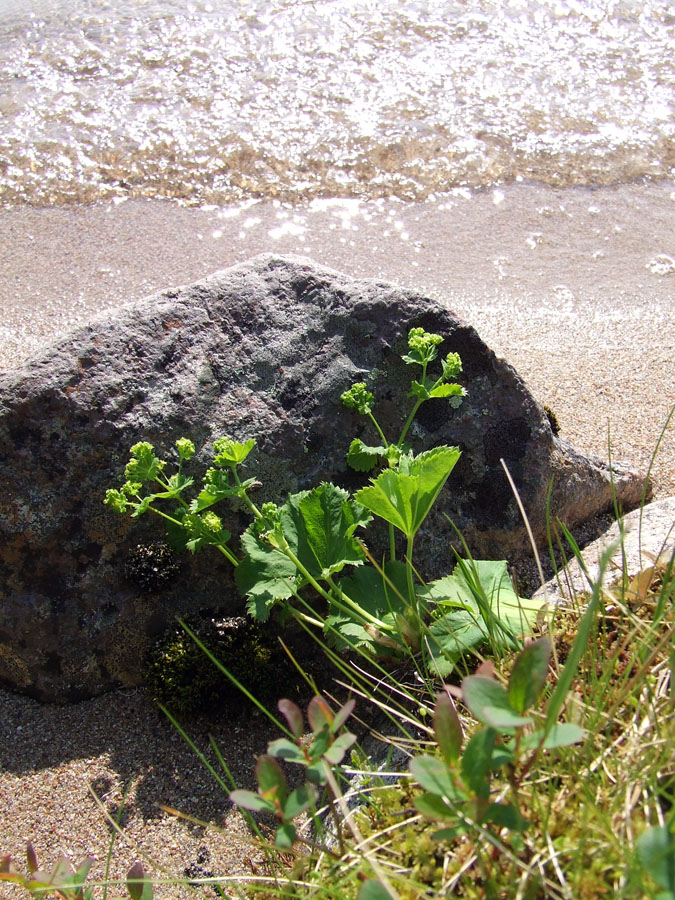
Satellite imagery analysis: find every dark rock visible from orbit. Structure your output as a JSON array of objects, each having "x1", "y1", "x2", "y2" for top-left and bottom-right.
[{"x1": 0, "y1": 254, "x2": 647, "y2": 702}]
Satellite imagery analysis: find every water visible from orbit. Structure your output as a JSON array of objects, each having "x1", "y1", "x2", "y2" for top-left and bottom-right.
[{"x1": 1, "y1": 0, "x2": 674, "y2": 207}]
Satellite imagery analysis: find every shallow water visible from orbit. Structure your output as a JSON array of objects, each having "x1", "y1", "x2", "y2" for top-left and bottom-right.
[{"x1": 1, "y1": 0, "x2": 674, "y2": 206}]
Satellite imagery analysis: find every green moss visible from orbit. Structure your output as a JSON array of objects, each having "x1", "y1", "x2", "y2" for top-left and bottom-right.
[
  {"x1": 543, "y1": 404, "x2": 561, "y2": 436},
  {"x1": 143, "y1": 613, "x2": 316, "y2": 718}
]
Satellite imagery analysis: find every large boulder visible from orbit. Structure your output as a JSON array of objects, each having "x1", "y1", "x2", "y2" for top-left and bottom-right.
[{"x1": 0, "y1": 254, "x2": 646, "y2": 702}]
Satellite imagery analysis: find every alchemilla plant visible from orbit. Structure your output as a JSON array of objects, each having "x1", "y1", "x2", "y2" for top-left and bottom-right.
[{"x1": 104, "y1": 327, "x2": 543, "y2": 676}]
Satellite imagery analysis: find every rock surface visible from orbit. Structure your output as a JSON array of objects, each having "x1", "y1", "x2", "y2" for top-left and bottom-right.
[
  {"x1": 533, "y1": 496, "x2": 675, "y2": 607},
  {"x1": 0, "y1": 254, "x2": 647, "y2": 702}
]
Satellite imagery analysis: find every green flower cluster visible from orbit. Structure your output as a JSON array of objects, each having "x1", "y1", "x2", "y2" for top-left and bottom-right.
[{"x1": 340, "y1": 382, "x2": 374, "y2": 415}]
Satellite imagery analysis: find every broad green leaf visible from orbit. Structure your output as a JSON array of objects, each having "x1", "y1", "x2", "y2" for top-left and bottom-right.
[
  {"x1": 356, "y1": 446, "x2": 460, "y2": 538},
  {"x1": 323, "y1": 732, "x2": 357, "y2": 765},
  {"x1": 282, "y1": 785, "x2": 314, "y2": 820},
  {"x1": 282, "y1": 483, "x2": 371, "y2": 581},
  {"x1": 508, "y1": 638, "x2": 551, "y2": 714},
  {"x1": 229, "y1": 789, "x2": 276, "y2": 814},
  {"x1": 463, "y1": 675, "x2": 533, "y2": 729},
  {"x1": 278, "y1": 699, "x2": 304, "y2": 738},
  {"x1": 358, "y1": 879, "x2": 395, "y2": 900},
  {"x1": 409, "y1": 378, "x2": 434, "y2": 400},
  {"x1": 410, "y1": 756, "x2": 464, "y2": 802},
  {"x1": 213, "y1": 437, "x2": 256, "y2": 466},
  {"x1": 460, "y1": 728, "x2": 496, "y2": 797},
  {"x1": 337, "y1": 561, "x2": 410, "y2": 618},
  {"x1": 484, "y1": 803, "x2": 528, "y2": 832},
  {"x1": 306, "y1": 760, "x2": 328, "y2": 785},
  {"x1": 127, "y1": 861, "x2": 153, "y2": 900},
  {"x1": 255, "y1": 755, "x2": 288, "y2": 804},
  {"x1": 130, "y1": 496, "x2": 153, "y2": 518},
  {"x1": 434, "y1": 693, "x2": 463, "y2": 765},
  {"x1": 267, "y1": 738, "x2": 306, "y2": 763},
  {"x1": 274, "y1": 823, "x2": 297, "y2": 849},
  {"x1": 637, "y1": 826, "x2": 675, "y2": 892},
  {"x1": 346, "y1": 439, "x2": 387, "y2": 472},
  {"x1": 191, "y1": 469, "x2": 239, "y2": 511},
  {"x1": 452, "y1": 559, "x2": 542, "y2": 641},
  {"x1": 235, "y1": 527, "x2": 299, "y2": 609},
  {"x1": 425, "y1": 607, "x2": 487, "y2": 677},
  {"x1": 355, "y1": 468, "x2": 418, "y2": 535},
  {"x1": 431, "y1": 824, "x2": 468, "y2": 841},
  {"x1": 520, "y1": 723, "x2": 585, "y2": 751},
  {"x1": 414, "y1": 791, "x2": 458, "y2": 820}
]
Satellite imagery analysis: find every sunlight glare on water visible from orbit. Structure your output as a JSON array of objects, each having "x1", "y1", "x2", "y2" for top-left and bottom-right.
[{"x1": 0, "y1": 0, "x2": 673, "y2": 206}]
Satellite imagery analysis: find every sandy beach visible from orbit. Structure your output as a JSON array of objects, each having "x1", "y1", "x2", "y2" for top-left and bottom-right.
[{"x1": 1, "y1": 180, "x2": 674, "y2": 898}]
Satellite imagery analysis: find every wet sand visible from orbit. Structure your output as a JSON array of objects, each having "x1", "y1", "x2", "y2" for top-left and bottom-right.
[{"x1": 1, "y1": 180, "x2": 674, "y2": 494}]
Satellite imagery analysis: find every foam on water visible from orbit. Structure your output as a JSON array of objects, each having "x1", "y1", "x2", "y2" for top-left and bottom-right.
[{"x1": 0, "y1": 0, "x2": 674, "y2": 206}]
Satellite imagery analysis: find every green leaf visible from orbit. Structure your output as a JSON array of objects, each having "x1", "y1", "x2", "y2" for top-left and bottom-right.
[
  {"x1": 434, "y1": 693, "x2": 463, "y2": 765},
  {"x1": 285, "y1": 483, "x2": 371, "y2": 581},
  {"x1": 213, "y1": 437, "x2": 256, "y2": 467},
  {"x1": 346, "y1": 439, "x2": 387, "y2": 472},
  {"x1": 278, "y1": 699, "x2": 304, "y2": 738},
  {"x1": 460, "y1": 728, "x2": 496, "y2": 796},
  {"x1": 637, "y1": 826, "x2": 675, "y2": 892},
  {"x1": 282, "y1": 785, "x2": 314, "y2": 820},
  {"x1": 322, "y1": 732, "x2": 358, "y2": 765},
  {"x1": 255, "y1": 755, "x2": 288, "y2": 804},
  {"x1": 409, "y1": 755, "x2": 465, "y2": 802},
  {"x1": 274, "y1": 823, "x2": 297, "y2": 849},
  {"x1": 229, "y1": 789, "x2": 276, "y2": 814},
  {"x1": 425, "y1": 606, "x2": 488, "y2": 676},
  {"x1": 337, "y1": 561, "x2": 409, "y2": 618},
  {"x1": 429, "y1": 383, "x2": 465, "y2": 400},
  {"x1": 520, "y1": 723, "x2": 585, "y2": 751},
  {"x1": 356, "y1": 446, "x2": 460, "y2": 538},
  {"x1": 125, "y1": 442, "x2": 164, "y2": 483},
  {"x1": 332, "y1": 698, "x2": 356, "y2": 733},
  {"x1": 414, "y1": 791, "x2": 458, "y2": 820},
  {"x1": 191, "y1": 468, "x2": 238, "y2": 511},
  {"x1": 236, "y1": 527, "x2": 299, "y2": 610},
  {"x1": 508, "y1": 638, "x2": 551, "y2": 713},
  {"x1": 306, "y1": 760, "x2": 328, "y2": 785},
  {"x1": 127, "y1": 861, "x2": 153, "y2": 900},
  {"x1": 358, "y1": 879, "x2": 395, "y2": 900},
  {"x1": 463, "y1": 675, "x2": 533, "y2": 729},
  {"x1": 130, "y1": 496, "x2": 153, "y2": 518},
  {"x1": 484, "y1": 803, "x2": 528, "y2": 832},
  {"x1": 307, "y1": 695, "x2": 334, "y2": 733},
  {"x1": 267, "y1": 738, "x2": 306, "y2": 764},
  {"x1": 409, "y1": 378, "x2": 433, "y2": 401}
]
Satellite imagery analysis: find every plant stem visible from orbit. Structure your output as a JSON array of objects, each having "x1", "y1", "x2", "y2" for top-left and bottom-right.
[
  {"x1": 232, "y1": 468, "x2": 261, "y2": 518},
  {"x1": 405, "y1": 533, "x2": 417, "y2": 613},
  {"x1": 368, "y1": 411, "x2": 389, "y2": 448}
]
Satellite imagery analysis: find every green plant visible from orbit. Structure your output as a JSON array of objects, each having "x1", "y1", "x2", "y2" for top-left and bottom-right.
[
  {"x1": 637, "y1": 823, "x2": 675, "y2": 900},
  {"x1": 410, "y1": 638, "x2": 584, "y2": 843},
  {"x1": 230, "y1": 694, "x2": 357, "y2": 853},
  {"x1": 0, "y1": 845, "x2": 151, "y2": 900},
  {"x1": 105, "y1": 327, "x2": 544, "y2": 678},
  {"x1": 143, "y1": 614, "x2": 311, "y2": 718}
]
